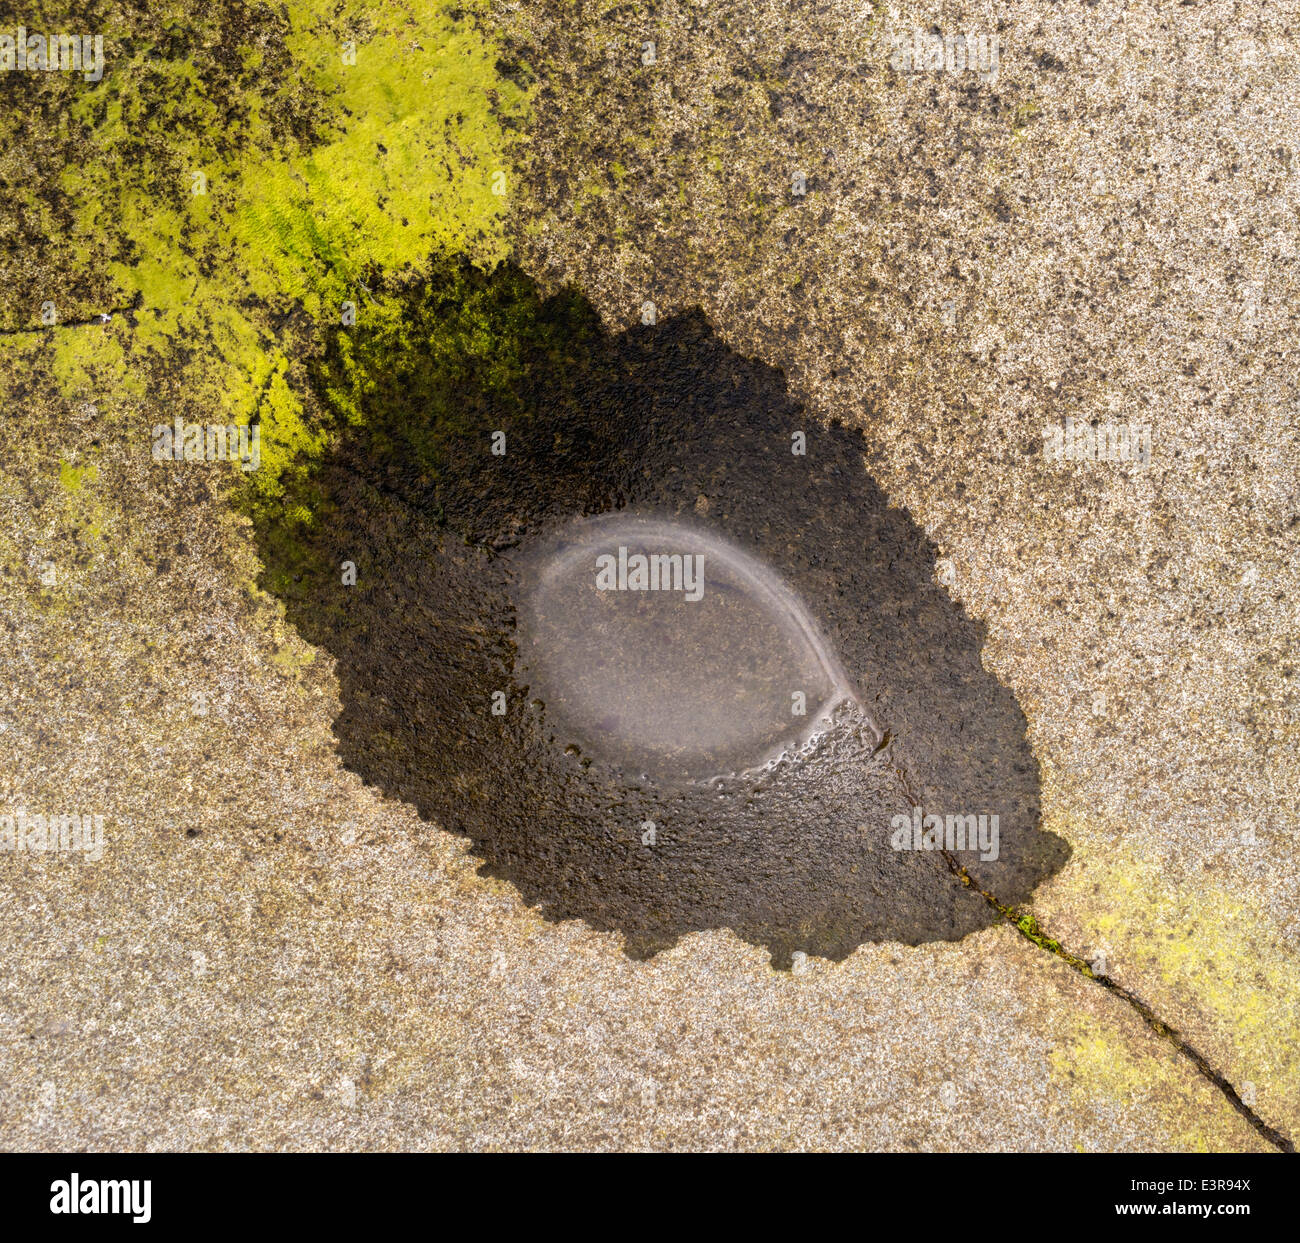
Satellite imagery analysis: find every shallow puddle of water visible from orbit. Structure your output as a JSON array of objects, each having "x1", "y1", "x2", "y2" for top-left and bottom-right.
[
  {"x1": 517, "y1": 513, "x2": 870, "y2": 783},
  {"x1": 254, "y1": 263, "x2": 1069, "y2": 966}
]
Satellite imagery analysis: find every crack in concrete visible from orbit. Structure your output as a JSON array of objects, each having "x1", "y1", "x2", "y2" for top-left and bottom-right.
[{"x1": 939, "y1": 850, "x2": 1295, "y2": 1154}]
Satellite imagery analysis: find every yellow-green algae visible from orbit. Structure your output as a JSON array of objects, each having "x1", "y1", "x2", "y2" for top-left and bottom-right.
[
  {"x1": 1048, "y1": 1026, "x2": 1219, "y2": 1153},
  {"x1": 947, "y1": 826, "x2": 1297, "y2": 1146},
  {"x1": 4, "y1": 0, "x2": 530, "y2": 511},
  {"x1": 1046, "y1": 836, "x2": 1300, "y2": 1131},
  {"x1": 257, "y1": 258, "x2": 603, "y2": 598}
]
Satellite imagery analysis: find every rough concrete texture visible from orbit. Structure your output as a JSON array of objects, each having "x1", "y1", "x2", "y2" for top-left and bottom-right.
[
  {"x1": 0, "y1": 401, "x2": 1269, "y2": 1148},
  {"x1": 0, "y1": 0, "x2": 1296, "y2": 1150},
  {"x1": 504, "y1": 0, "x2": 1300, "y2": 1141}
]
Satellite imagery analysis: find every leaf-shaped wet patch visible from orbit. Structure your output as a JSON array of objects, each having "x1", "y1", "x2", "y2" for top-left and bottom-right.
[{"x1": 253, "y1": 261, "x2": 1069, "y2": 967}]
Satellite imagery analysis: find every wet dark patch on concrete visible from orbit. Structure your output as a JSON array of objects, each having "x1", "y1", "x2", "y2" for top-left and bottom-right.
[{"x1": 255, "y1": 262, "x2": 1069, "y2": 967}]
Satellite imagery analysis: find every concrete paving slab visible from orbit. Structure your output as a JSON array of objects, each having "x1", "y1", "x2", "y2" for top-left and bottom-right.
[
  {"x1": 0, "y1": 0, "x2": 1294, "y2": 1151},
  {"x1": 504, "y1": 0, "x2": 1300, "y2": 1142}
]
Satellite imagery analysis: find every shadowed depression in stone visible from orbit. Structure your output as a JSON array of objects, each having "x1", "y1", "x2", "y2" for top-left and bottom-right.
[{"x1": 254, "y1": 262, "x2": 1069, "y2": 966}]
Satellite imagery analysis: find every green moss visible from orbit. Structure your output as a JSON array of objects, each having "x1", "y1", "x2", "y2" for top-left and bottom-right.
[
  {"x1": 946, "y1": 859, "x2": 1096, "y2": 977},
  {"x1": 5, "y1": 0, "x2": 531, "y2": 514},
  {"x1": 58, "y1": 460, "x2": 98, "y2": 494}
]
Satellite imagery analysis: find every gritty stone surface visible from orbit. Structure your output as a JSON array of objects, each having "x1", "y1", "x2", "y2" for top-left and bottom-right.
[
  {"x1": 0, "y1": 0, "x2": 1295, "y2": 1150},
  {"x1": 0, "y1": 320, "x2": 1270, "y2": 1152},
  {"x1": 504, "y1": 0, "x2": 1300, "y2": 1140}
]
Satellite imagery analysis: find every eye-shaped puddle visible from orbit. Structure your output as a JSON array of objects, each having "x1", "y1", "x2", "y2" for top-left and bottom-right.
[
  {"x1": 253, "y1": 261, "x2": 1070, "y2": 967},
  {"x1": 518, "y1": 514, "x2": 872, "y2": 783}
]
